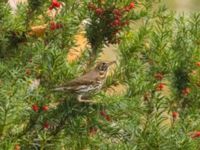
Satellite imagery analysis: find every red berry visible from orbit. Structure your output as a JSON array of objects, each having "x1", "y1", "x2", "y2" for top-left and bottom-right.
[
  {"x1": 114, "y1": 19, "x2": 120, "y2": 25},
  {"x1": 52, "y1": 0, "x2": 61, "y2": 7},
  {"x1": 111, "y1": 19, "x2": 121, "y2": 27},
  {"x1": 182, "y1": 87, "x2": 191, "y2": 96},
  {"x1": 42, "y1": 105, "x2": 49, "y2": 111},
  {"x1": 156, "y1": 83, "x2": 165, "y2": 91},
  {"x1": 154, "y1": 72, "x2": 164, "y2": 80},
  {"x1": 129, "y1": 2, "x2": 135, "y2": 9},
  {"x1": 172, "y1": 112, "x2": 179, "y2": 120},
  {"x1": 43, "y1": 122, "x2": 49, "y2": 129},
  {"x1": 32, "y1": 104, "x2": 39, "y2": 112},
  {"x1": 196, "y1": 62, "x2": 200, "y2": 67},
  {"x1": 191, "y1": 131, "x2": 200, "y2": 139},
  {"x1": 95, "y1": 8, "x2": 104, "y2": 15},
  {"x1": 100, "y1": 111, "x2": 111, "y2": 122},
  {"x1": 49, "y1": 0, "x2": 61, "y2": 10},
  {"x1": 123, "y1": 2, "x2": 135, "y2": 12},
  {"x1": 50, "y1": 22, "x2": 57, "y2": 30},
  {"x1": 50, "y1": 22, "x2": 62, "y2": 30}
]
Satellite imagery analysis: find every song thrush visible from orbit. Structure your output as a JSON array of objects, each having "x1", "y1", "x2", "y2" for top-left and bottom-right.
[{"x1": 53, "y1": 61, "x2": 116, "y2": 102}]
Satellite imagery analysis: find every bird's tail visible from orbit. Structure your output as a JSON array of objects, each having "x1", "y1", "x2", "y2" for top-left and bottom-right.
[{"x1": 51, "y1": 87, "x2": 68, "y2": 92}]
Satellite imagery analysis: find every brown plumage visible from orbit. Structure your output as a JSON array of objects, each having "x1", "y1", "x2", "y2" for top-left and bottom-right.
[{"x1": 53, "y1": 61, "x2": 116, "y2": 102}]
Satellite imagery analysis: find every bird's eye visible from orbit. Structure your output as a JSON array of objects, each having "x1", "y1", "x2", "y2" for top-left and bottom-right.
[
  {"x1": 100, "y1": 63, "x2": 108, "y2": 71},
  {"x1": 97, "y1": 62, "x2": 108, "y2": 71}
]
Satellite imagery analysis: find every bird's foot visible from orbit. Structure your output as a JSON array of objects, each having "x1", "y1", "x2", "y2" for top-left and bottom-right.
[{"x1": 77, "y1": 95, "x2": 94, "y2": 103}]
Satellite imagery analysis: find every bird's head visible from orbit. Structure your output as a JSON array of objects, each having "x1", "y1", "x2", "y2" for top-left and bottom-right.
[{"x1": 95, "y1": 61, "x2": 116, "y2": 74}]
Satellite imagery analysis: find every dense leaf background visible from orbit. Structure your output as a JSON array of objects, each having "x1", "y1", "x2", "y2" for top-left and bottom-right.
[{"x1": 0, "y1": 0, "x2": 200, "y2": 149}]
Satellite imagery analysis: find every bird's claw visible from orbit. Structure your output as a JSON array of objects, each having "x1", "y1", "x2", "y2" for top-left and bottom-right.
[{"x1": 77, "y1": 95, "x2": 96, "y2": 103}]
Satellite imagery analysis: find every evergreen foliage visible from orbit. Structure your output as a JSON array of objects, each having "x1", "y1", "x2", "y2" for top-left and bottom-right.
[{"x1": 0, "y1": 0, "x2": 200, "y2": 149}]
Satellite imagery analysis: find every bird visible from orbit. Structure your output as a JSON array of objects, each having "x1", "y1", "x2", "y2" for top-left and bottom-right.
[{"x1": 52, "y1": 61, "x2": 116, "y2": 102}]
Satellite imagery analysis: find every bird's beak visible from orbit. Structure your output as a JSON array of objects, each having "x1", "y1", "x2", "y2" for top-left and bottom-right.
[{"x1": 107, "y1": 61, "x2": 116, "y2": 66}]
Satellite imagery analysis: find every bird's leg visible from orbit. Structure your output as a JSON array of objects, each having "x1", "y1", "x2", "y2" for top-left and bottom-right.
[{"x1": 77, "y1": 94, "x2": 92, "y2": 103}]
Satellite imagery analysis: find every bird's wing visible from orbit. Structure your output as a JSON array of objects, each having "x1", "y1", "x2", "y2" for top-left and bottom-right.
[
  {"x1": 56, "y1": 71, "x2": 98, "y2": 90},
  {"x1": 66, "y1": 71, "x2": 98, "y2": 86},
  {"x1": 52, "y1": 79, "x2": 94, "y2": 92},
  {"x1": 53, "y1": 71, "x2": 99, "y2": 92}
]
